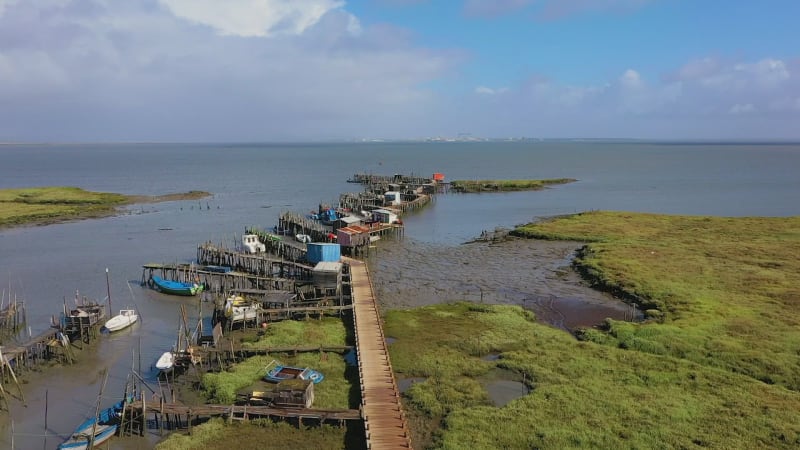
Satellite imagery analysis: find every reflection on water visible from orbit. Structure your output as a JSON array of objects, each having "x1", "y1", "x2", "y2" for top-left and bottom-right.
[
  {"x1": 486, "y1": 380, "x2": 531, "y2": 407},
  {"x1": 344, "y1": 348, "x2": 358, "y2": 367},
  {"x1": 397, "y1": 377, "x2": 427, "y2": 394}
]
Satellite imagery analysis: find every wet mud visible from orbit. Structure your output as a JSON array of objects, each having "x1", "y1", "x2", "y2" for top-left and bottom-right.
[{"x1": 369, "y1": 236, "x2": 640, "y2": 332}]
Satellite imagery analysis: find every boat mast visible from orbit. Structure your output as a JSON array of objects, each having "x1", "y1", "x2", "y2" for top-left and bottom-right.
[
  {"x1": 89, "y1": 369, "x2": 109, "y2": 448},
  {"x1": 105, "y1": 267, "x2": 112, "y2": 316}
]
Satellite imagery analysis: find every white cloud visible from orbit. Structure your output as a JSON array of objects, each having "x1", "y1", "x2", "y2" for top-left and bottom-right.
[
  {"x1": 619, "y1": 69, "x2": 643, "y2": 89},
  {"x1": 475, "y1": 86, "x2": 508, "y2": 95},
  {"x1": 0, "y1": 0, "x2": 458, "y2": 141},
  {"x1": 675, "y1": 57, "x2": 719, "y2": 81},
  {"x1": 464, "y1": 0, "x2": 533, "y2": 18},
  {"x1": 453, "y1": 57, "x2": 800, "y2": 139},
  {"x1": 735, "y1": 58, "x2": 790, "y2": 88},
  {"x1": 0, "y1": 0, "x2": 14, "y2": 16},
  {"x1": 0, "y1": 1, "x2": 798, "y2": 141},
  {"x1": 158, "y1": 0, "x2": 346, "y2": 37},
  {"x1": 729, "y1": 103, "x2": 756, "y2": 115}
]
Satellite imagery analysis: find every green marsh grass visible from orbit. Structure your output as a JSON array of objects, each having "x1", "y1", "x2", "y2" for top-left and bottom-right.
[
  {"x1": 0, "y1": 186, "x2": 210, "y2": 228},
  {"x1": 513, "y1": 211, "x2": 800, "y2": 389},
  {"x1": 386, "y1": 302, "x2": 800, "y2": 449},
  {"x1": 201, "y1": 318, "x2": 355, "y2": 408},
  {"x1": 240, "y1": 316, "x2": 348, "y2": 349},
  {"x1": 155, "y1": 418, "x2": 350, "y2": 450},
  {"x1": 0, "y1": 187, "x2": 127, "y2": 227},
  {"x1": 449, "y1": 178, "x2": 576, "y2": 193}
]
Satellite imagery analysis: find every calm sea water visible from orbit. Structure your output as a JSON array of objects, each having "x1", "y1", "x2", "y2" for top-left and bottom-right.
[{"x1": 0, "y1": 141, "x2": 798, "y2": 448}]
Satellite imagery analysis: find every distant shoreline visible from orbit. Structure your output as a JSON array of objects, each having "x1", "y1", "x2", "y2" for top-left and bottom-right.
[{"x1": 2, "y1": 139, "x2": 800, "y2": 146}]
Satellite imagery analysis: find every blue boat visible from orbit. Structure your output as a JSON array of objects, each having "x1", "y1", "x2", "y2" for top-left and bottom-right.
[
  {"x1": 263, "y1": 360, "x2": 324, "y2": 384},
  {"x1": 150, "y1": 275, "x2": 204, "y2": 296},
  {"x1": 58, "y1": 400, "x2": 125, "y2": 450}
]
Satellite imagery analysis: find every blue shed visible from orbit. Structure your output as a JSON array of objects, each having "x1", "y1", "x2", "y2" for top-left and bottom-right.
[{"x1": 306, "y1": 243, "x2": 341, "y2": 264}]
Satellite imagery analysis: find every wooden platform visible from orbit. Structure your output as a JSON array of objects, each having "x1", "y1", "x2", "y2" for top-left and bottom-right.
[
  {"x1": 345, "y1": 257, "x2": 412, "y2": 449},
  {"x1": 126, "y1": 400, "x2": 360, "y2": 421}
]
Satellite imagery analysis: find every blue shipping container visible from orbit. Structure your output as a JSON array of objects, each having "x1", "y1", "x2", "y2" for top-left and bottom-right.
[{"x1": 306, "y1": 243, "x2": 341, "y2": 264}]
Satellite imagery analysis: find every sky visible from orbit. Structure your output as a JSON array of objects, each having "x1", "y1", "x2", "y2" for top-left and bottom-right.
[{"x1": 1, "y1": 0, "x2": 799, "y2": 142}]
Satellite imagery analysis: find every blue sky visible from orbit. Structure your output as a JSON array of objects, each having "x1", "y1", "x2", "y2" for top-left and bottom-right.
[{"x1": 1, "y1": 0, "x2": 798, "y2": 141}]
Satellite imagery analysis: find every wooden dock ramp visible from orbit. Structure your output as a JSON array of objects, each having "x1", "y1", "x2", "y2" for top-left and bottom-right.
[{"x1": 344, "y1": 257, "x2": 412, "y2": 449}]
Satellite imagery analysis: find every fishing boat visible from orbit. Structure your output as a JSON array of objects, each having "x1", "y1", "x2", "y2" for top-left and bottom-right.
[
  {"x1": 103, "y1": 309, "x2": 138, "y2": 332},
  {"x1": 58, "y1": 400, "x2": 125, "y2": 450},
  {"x1": 150, "y1": 275, "x2": 203, "y2": 296},
  {"x1": 60, "y1": 298, "x2": 106, "y2": 339},
  {"x1": 263, "y1": 360, "x2": 324, "y2": 384}
]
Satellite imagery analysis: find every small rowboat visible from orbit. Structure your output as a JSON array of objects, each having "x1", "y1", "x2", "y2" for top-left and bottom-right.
[
  {"x1": 263, "y1": 360, "x2": 324, "y2": 384},
  {"x1": 150, "y1": 276, "x2": 203, "y2": 296}
]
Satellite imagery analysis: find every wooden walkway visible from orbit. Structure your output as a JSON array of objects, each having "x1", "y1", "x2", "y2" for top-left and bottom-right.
[{"x1": 345, "y1": 257, "x2": 412, "y2": 449}]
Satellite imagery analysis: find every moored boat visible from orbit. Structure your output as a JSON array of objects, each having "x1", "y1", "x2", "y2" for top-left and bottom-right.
[
  {"x1": 156, "y1": 351, "x2": 174, "y2": 373},
  {"x1": 150, "y1": 276, "x2": 203, "y2": 296},
  {"x1": 58, "y1": 399, "x2": 125, "y2": 450},
  {"x1": 263, "y1": 360, "x2": 324, "y2": 384},
  {"x1": 295, "y1": 233, "x2": 312, "y2": 244},
  {"x1": 103, "y1": 309, "x2": 138, "y2": 332}
]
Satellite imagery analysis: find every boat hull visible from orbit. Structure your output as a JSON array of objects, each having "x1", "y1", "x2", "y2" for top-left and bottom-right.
[
  {"x1": 58, "y1": 424, "x2": 116, "y2": 450},
  {"x1": 151, "y1": 276, "x2": 203, "y2": 296},
  {"x1": 58, "y1": 400, "x2": 124, "y2": 450},
  {"x1": 264, "y1": 365, "x2": 324, "y2": 384},
  {"x1": 156, "y1": 351, "x2": 174, "y2": 372},
  {"x1": 104, "y1": 310, "x2": 138, "y2": 332}
]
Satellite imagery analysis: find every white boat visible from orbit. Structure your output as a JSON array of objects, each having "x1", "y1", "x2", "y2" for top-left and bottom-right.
[
  {"x1": 104, "y1": 309, "x2": 138, "y2": 332},
  {"x1": 296, "y1": 233, "x2": 312, "y2": 243},
  {"x1": 242, "y1": 233, "x2": 266, "y2": 253},
  {"x1": 156, "y1": 351, "x2": 174, "y2": 372}
]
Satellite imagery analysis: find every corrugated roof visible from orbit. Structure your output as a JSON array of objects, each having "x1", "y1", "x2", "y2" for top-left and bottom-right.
[
  {"x1": 338, "y1": 225, "x2": 370, "y2": 234},
  {"x1": 313, "y1": 261, "x2": 342, "y2": 272}
]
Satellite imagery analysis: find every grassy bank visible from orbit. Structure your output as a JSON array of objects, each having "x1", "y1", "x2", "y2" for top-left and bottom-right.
[
  {"x1": 0, "y1": 186, "x2": 210, "y2": 228},
  {"x1": 200, "y1": 318, "x2": 354, "y2": 408},
  {"x1": 386, "y1": 302, "x2": 800, "y2": 449},
  {"x1": 512, "y1": 211, "x2": 800, "y2": 389},
  {"x1": 449, "y1": 178, "x2": 576, "y2": 193},
  {"x1": 168, "y1": 318, "x2": 360, "y2": 449},
  {"x1": 156, "y1": 419, "x2": 350, "y2": 450}
]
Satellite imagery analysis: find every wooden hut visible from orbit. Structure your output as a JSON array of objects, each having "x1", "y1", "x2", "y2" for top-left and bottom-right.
[
  {"x1": 246, "y1": 379, "x2": 314, "y2": 408},
  {"x1": 372, "y1": 208, "x2": 399, "y2": 224},
  {"x1": 336, "y1": 226, "x2": 370, "y2": 248}
]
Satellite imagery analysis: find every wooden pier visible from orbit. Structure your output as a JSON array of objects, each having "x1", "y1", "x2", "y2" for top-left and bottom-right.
[
  {"x1": 141, "y1": 262, "x2": 306, "y2": 294},
  {"x1": 120, "y1": 396, "x2": 361, "y2": 437},
  {"x1": 345, "y1": 257, "x2": 412, "y2": 449},
  {"x1": 196, "y1": 243, "x2": 314, "y2": 278},
  {"x1": 0, "y1": 301, "x2": 25, "y2": 341}
]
